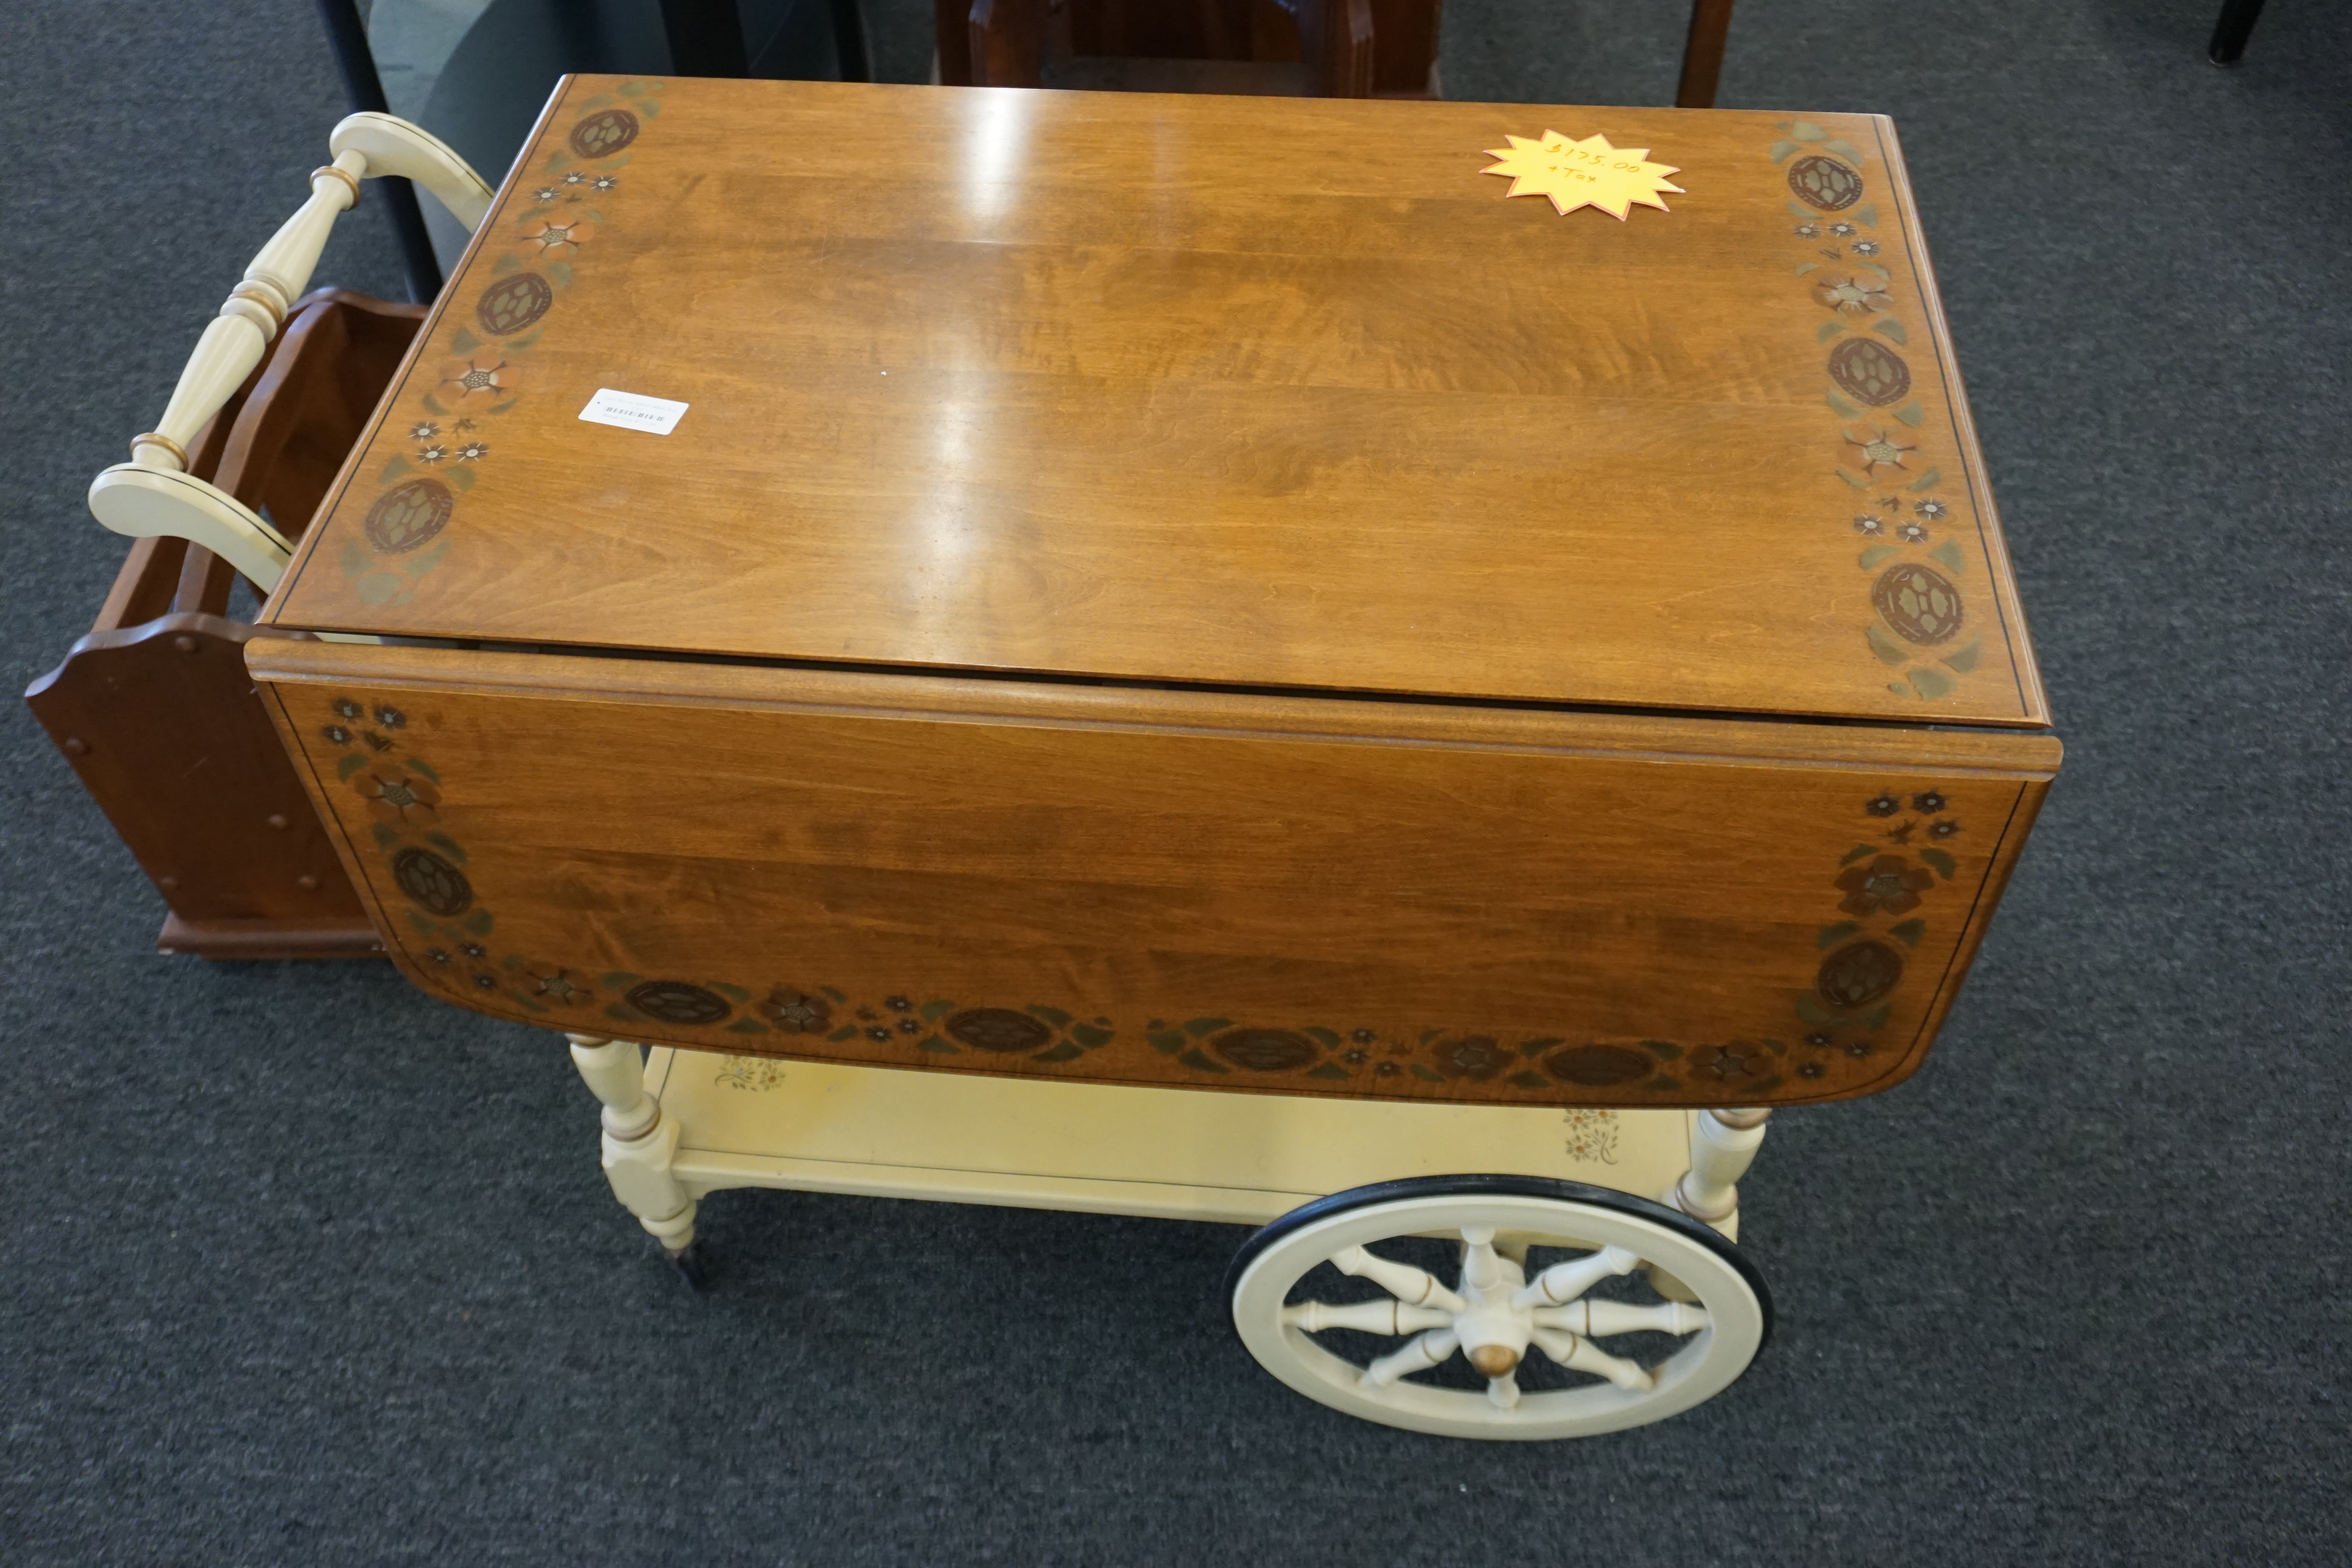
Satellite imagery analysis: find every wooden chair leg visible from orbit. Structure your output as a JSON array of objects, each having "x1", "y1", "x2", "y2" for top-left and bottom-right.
[{"x1": 1676, "y1": 0, "x2": 1736, "y2": 108}]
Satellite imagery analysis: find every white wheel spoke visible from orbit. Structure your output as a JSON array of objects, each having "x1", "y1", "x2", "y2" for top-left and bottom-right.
[
  {"x1": 1283, "y1": 1298, "x2": 1456, "y2": 1336},
  {"x1": 1530, "y1": 1327, "x2": 1655, "y2": 1392},
  {"x1": 1486, "y1": 1373, "x2": 1521, "y2": 1412},
  {"x1": 1534, "y1": 1299, "x2": 1711, "y2": 1337},
  {"x1": 1459, "y1": 1225, "x2": 1507, "y2": 1291},
  {"x1": 1331, "y1": 1244, "x2": 1468, "y2": 1313},
  {"x1": 1360, "y1": 1328, "x2": 1459, "y2": 1388},
  {"x1": 1511, "y1": 1244, "x2": 1640, "y2": 1309}
]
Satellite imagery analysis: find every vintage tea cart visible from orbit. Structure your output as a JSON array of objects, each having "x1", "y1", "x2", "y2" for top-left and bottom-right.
[{"x1": 93, "y1": 80, "x2": 2058, "y2": 1439}]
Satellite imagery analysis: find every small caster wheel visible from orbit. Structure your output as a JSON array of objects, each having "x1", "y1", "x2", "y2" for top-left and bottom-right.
[
  {"x1": 1224, "y1": 1174, "x2": 1770, "y2": 1440},
  {"x1": 661, "y1": 1240, "x2": 710, "y2": 1291}
]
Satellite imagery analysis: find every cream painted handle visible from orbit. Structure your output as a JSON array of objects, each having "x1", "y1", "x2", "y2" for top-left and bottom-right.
[{"x1": 328, "y1": 112, "x2": 495, "y2": 230}]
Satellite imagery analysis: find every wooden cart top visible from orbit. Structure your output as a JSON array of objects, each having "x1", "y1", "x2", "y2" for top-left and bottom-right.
[{"x1": 263, "y1": 77, "x2": 2047, "y2": 729}]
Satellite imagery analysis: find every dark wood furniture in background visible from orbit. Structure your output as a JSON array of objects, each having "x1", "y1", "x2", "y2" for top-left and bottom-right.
[{"x1": 27, "y1": 289, "x2": 421, "y2": 959}]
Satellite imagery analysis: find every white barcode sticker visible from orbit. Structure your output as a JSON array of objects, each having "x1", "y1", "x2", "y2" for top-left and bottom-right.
[{"x1": 579, "y1": 387, "x2": 689, "y2": 435}]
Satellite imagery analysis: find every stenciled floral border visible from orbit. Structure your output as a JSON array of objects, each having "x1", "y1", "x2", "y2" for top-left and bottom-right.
[
  {"x1": 1773, "y1": 122, "x2": 1986, "y2": 708},
  {"x1": 318, "y1": 691, "x2": 1968, "y2": 1106},
  {"x1": 336, "y1": 79, "x2": 666, "y2": 608}
]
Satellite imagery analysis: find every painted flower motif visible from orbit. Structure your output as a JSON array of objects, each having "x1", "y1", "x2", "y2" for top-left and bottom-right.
[
  {"x1": 441, "y1": 355, "x2": 519, "y2": 402},
  {"x1": 474, "y1": 973, "x2": 499, "y2": 991},
  {"x1": 1911, "y1": 789, "x2": 1949, "y2": 814},
  {"x1": 425, "y1": 948, "x2": 452, "y2": 964},
  {"x1": 349, "y1": 766, "x2": 440, "y2": 823},
  {"x1": 1852, "y1": 239, "x2": 1881, "y2": 256},
  {"x1": 1343, "y1": 1048, "x2": 1371, "y2": 1066},
  {"x1": 1913, "y1": 498, "x2": 1949, "y2": 522},
  {"x1": 1835, "y1": 854, "x2": 1935, "y2": 916},
  {"x1": 1804, "y1": 1032, "x2": 1834, "y2": 1048},
  {"x1": 865, "y1": 1026, "x2": 892, "y2": 1042},
  {"x1": 534, "y1": 186, "x2": 560, "y2": 203},
  {"x1": 1896, "y1": 522, "x2": 1930, "y2": 544},
  {"x1": 322, "y1": 725, "x2": 352, "y2": 745},
  {"x1": 592, "y1": 174, "x2": 618, "y2": 191},
  {"x1": 1828, "y1": 221, "x2": 1857, "y2": 237},
  {"x1": 416, "y1": 444, "x2": 446, "y2": 464},
  {"x1": 897, "y1": 1018, "x2": 923, "y2": 1035},
  {"x1": 526, "y1": 963, "x2": 585, "y2": 1004},
  {"x1": 1865, "y1": 792, "x2": 1902, "y2": 817},
  {"x1": 1374, "y1": 1061, "x2": 1401, "y2": 1077},
  {"x1": 1796, "y1": 1060, "x2": 1827, "y2": 1079},
  {"x1": 1433, "y1": 1035, "x2": 1513, "y2": 1082},
  {"x1": 460, "y1": 942, "x2": 486, "y2": 959},
  {"x1": 1853, "y1": 514, "x2": 1886, "y2": 537},
  {"x1": 1844, "y1": 424, "x2": 1916, "y2": 474},
  {"x1": 561, "y1": 171, "x2": 587, "y2": 186},
  {"x1": 407, "y1": 421, "x2": 439, "y2": 440},
  {"x1": 885, "y1": 995, "x2": 912, "y2": 1011},
  {"x1": 1793, "y1": 222, "x2": 1820, "y2": 238},
  {"x1": 760, "y1": 986, "x2": 831, "y2": 1034},
  {"x1": 1928, "y1": 819, "x2": 1962, "y2": 840},
  {"x1": 1812, "y1": 272, "x2": 1891, "y2": 314},
  {"x1": 1844, "y1": 1039, "x2": 1880, "y2": 1059},
  {"x1": 1350, "y1": 1027, "x2": 1377, "y2": 1044},
  {"x1": 374, "y1": 706, "x2": 405, "y2": 729},
  {"x1": 455, "y1": 441, "x2": 488, "y2": 462},
  {"x1": 1690, "y1": 1043, "x2": 1772, "y2": 1081},
  {"x1": 333, "y1": 698, "x2": 363, "y2": 719},
  {"x1": 525, "y1": 217, "x2": 593, "y2": 255}
]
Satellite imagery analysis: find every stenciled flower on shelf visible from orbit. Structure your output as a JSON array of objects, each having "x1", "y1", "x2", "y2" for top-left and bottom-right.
[
  {"x1": 1852, "y1": 239, "x2": 1881, "y2": 256},
  {"x1": 715, "y1": 1057, "x2": 788, "y2": 1091},
  {"x1": 525, "y1": 963, "x2": 588, "y2": 1004},
  {"x1": 456, "y1": 441, "x2": 488, "y2": 462},
  {"x1": 1913, "y1": 498, "x2": 1949, "y2": 522},
  {"x1": 1844, "y1": 424, "x2": 1916, "y2": 475},
  {"x1": 1864, "y1": 791, "x2": 1902, "y2": 817},
  {"x1": 524, "y1": 217, "x2": 593, "y2": 255},
  {"x1": 1561, "y1": 1109, "x2": 1619, "y2": 1164},
  {"x1": 592, "y1": 174, "x2": 619, "y2": 192},
  {"x1": 1432, "y1": 1035, "x2": 1514, "y2": 1082},
  {"x1": 1827, "y1": 221, "x2": 1857, "y2": 238},
  {"x1": 416, "y1": 443, "x2": 447, "y2": 465},
  {"x1": 759, "y1": 985, "x2": 831, "y2": 1034},
  {"x1": 1793, "y1": 222, "x2": 1821, "y2": 238},
  {"x1": 441, "y1": 355, "x2": 519, "y2": 402},
  {"x1": 1835, "y1": 854, "x2": 1934, "y2": 916},
  {"x1": 561, "y1": 171, "x2": 588, "y2": 187},
  {"x1": 1812, "y1": 272, "x2": 1891, "y2": 315},
  {"x1": 1853, "y1": 514, "x2": 1886, "y2": 537},
  {"x1": 1896, "y1": 521, "x2": 1930, "y2": 544},
  {"x1": 1690, "y1": 1043, "x2": 1772, "y2": 1082},
  {"x1": 1910, "y1": 789, "x2": 1948, "y2": 813},
  {"x1": 407, "y1": 421, "x2": 439, "y2": 440},
  {"x1": 531, "y1": 185, "x2": 559, "y2": 203},
  {"x1": 349, "y1": 765, "x2": 439, "y2": 823}
]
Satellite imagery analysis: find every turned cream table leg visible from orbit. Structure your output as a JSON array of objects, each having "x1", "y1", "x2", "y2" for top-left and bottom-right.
[
  {"x1": 567, "y1": 1033, "x2": 698, "y2": 1262},
  {"x1": 1669, "y1": 1107, "x2": 1771, "y2": 1229}
]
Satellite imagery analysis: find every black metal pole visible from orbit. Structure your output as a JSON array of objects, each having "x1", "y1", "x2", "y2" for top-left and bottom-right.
[
  {"x1": 831, "y1": 0, "x2": 872, "y2": 82},
  {"x1": 311, "y1": 0, "x2": 445, "y2": 303},
  {"x1": 2208, "y1": 0, "x2": 2267, "y2": 65}
]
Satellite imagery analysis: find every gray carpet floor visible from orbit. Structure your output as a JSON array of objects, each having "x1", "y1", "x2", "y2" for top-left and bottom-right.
[{"x1": 4, "y1": 1, "x2": 2348, "y2": 1562}]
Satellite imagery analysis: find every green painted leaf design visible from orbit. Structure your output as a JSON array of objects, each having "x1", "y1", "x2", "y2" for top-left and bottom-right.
[
  {"x1": 1856, "y1": 261, "x2": 1891, "y2": 279},
  {"x1": 820, "y1": 986, "x2": 847, "y2": 1003},
  {"x1": 1769, "y1": 139, "x2": 1798, "y2": 163},
  {"x1": 448, "y1": 327, "x2": 481, "y2": 355},
  {"x1": 1826, "y1": 390, "x2": 1862, "y2": 417},
  {"x1": 1147, "y1": 1031, "x2": 1186, "y2": 1055},
  {"x1": 1818, "y1": 921, "x2": 1861, "y2": 947},
  {"x1": 1929, "y1": 541, "x2": 1966, "y2": 573},
  {"x1": 1642, "y1": 1040, "x2": 1682, "y2": 1060},
  {"x1": 1521, "y1": 1037, "x2": 1564, "y2": 1053},
  {"x1": 404, "y1": 757, "x2": 441, "y2": 783},
  {"x1": 1031, "y1": 1042, "x2": 1083, "y2": 1063},
  {"x1": 506, "y1": 328, "x2": 543, "y2": 352},
  {"x1": 1072, "y1": 1024, "x2": 1114, "y2": 1049},
  {"x1": 918, "y1": 1036, "x2": 958, "y2": 1053},
  {"x1": 1824, "y1": 138, "x2": 1866, "y2": 162},
  {"x1": 420, "y1": 393, "x2": 449, "y2": 415},
  {"x1": 1647, "y1": 1075, "x2": 1680, "y2": 1092},
  {"x1": 1862, "y1": 1005, "x2": 1892, "y2": 1030},
  {"x1": 1888, "y1": 918, "x2": 1926, "y2": 949},
  {"x1": 425, "y1": 831, "x2": 465, "y2": 862},
  {"x1": 1747, "y1": 1075, "x2": 1784, "y2": 1096},
  {"x1": 1855, "y1": 203, "x2": 1879, "y2": 227},
  {"x1": 1306, "y1": 1064, "x2": 1351, "y2": 1081},
  {"x1": 724, "y1": 1018, "x2": 769, "y2": 1035},
  {"x1": 379, "y1": 455, "x2": 412, "y2": 483},
  {"x1": 401, "y1": 540, "x2": 448, "y2": 580},
  {"x1": 463, "y1": 909, "x2": 493, "y2": 935},
  {"x1": 1178, "y1": 1048, "x2": 1227, "y2": 1074},
  {"x1": 1840, "y1": 842, "x2": 1882, "y2": 865},
  {"x1": 510, "y1": 995, "x2": 548, "y2": 1015},
  {"x1": 1304, "y1": 1026, "x2": 1341, "y2": 1047},
  {"x1": 337, "y1": 753, "x2": 369, "y2": 780},
  {"x1": 639, "y1": 100, "x2": 661, "y2": 117},
  {"x1": 1887, "y1": 681, "x2": 1909, "y2": 695},
  {"x1": 1836, "y1": 466, "x2": 1869, "y2": 489},
  {"x1": 578, "y1": 93, "x2": 616, "y2": 110},
  {"x1": 1409, "y1": 1064, "x2": 1444, "y2": 1082},
  {"x1": 1419, "y1": 1029, "x2": 1442, "y2": 1045},
  {"x1": 1817, "y1": 319, "x2": 1846, "y2": 343},
  {"x1": 708, "y1": 982, "x2": 751, "y2": 1003},
  {"x1": 1795, "y1": 262, "x2": 1820, "y2": 276},
  {"x1": 1919, "y1": 846, "x2": 1959, "y2": 880},
  {"x1": 1859, "y1": 545, "x2": 1899, "y2": 568},
  {"x1": 354, "y1": 572, "x2": 404, "y2": 608},
  {"x1": 487, "y1": 397, "x2": 519, "y2": 415},
  {"x1": 1895, "y1": 401, "x2": 1925, "y2": 427},
  {"x1": 1507, "y1": 1071, "x2": 1548, "y2": 1089},
  {"x1": 1025, "y1": 1004, "x2": 1073, "y2": 1027},
  {"x1": 1873, "y1": 319, "x2": 1908, "y2": 344},
  {"x1": 405, "y1": 908, "x2": 432, "y2": 934},
  {"x1": 1907, "y1": 666, "x2": 1958, "y2": 700},
  {"x1": 1907, "y1": 467, "x2": 1943, "y2": 491},
  {"x1": 1184, "y1": 1016, "x2": 1231, "y2": 1037},
  {"x1": 491, "y1": 254, "x2": 520, "y2": 276},
  {"x1": 1792, "y1": 121, "x2": 1828, "y2": 141},
  {"x1": 446, "y1": 466, "x2": 475, "y2": 490},
  {"x1": 1942, "y1": 639, "x2": 1984, "y2": 673},
  {"x1": 546, "y1": 262, "x2": 573, "y2": 288},
  {"x1": 826, "y1": 1025, "x2": 858, "y2": 1043},
  {"x1": 604, "y1": 1002, "x2": 644, "y2": 1024},
  {"x1": 600, "y1": 973, "x2": 640, "y2": 989},
  {"x1": 619, "y1": 80, "x2": 648, "y2": 97},
  {"x1": 919, "y1": 998, "x2": 955, "y2": 1020},
  {"x1": 1786, "y1": 200, "x2": 1813, "y2": 217},
  {"x1": 1867, "y1": 622, "x2": 1912, "y2": 666}
]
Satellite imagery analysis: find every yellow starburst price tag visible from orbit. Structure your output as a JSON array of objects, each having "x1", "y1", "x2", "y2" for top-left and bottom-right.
[{"x1": 1480, "y1": 130, "x2": 1684, "y2": 221}]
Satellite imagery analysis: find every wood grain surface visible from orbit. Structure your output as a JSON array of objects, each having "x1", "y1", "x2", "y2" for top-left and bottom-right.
[
  {"x1": 252, "y1": 638, "x2": 2056, "y2": 1109},
  {"x1": 263, "y1": 77, "x2": 2049, "y2": 729}
]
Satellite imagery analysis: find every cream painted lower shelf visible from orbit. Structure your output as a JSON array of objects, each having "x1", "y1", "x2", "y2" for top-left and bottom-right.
[{"x1": 648, "y1": 1048, "x2": 1706, "y2": 1231}]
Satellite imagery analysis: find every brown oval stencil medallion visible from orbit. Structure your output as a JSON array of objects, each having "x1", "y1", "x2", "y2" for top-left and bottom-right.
[
  {"x1": 475, "y1": 272, "x2": 553, "y2": 336},
  {"x1": 1816, "y1": 940, "x2": 1905, "y2": 1010},
  {"x1": 1871, "y1": 563, "x2": 1965, "y2": 645},
  {"x1": 944, "y1": 1008, "x2": 1054, "y2": 1053},
  {"x1": 1787, "y1": 155, "x2": 1863, "y2": 211},
  {"x1": 364, "y1": 479, "x2": 454, "y2": 555},
  {"x1": 625, "y1": 980, "x2": 732, "y2": 1026},
  {"x1": 392, "y1": 846, "x2": 471, "y2": 917},
  {"x1": 1209, "y1": 1028, "x2": 1320, "y2": 1073},
  {"x1": 568, "y1": 109, "x2": 639, "y2": 159},
  {"x1": 1543, "y1": 1044, "x2": 1654, "y2": 1087},
  {"x1": 1828, "y1": 338, "x2": 1912, "y2": 407}
]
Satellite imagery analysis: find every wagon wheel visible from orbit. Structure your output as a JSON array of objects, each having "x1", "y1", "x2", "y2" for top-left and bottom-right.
[{"x1": 1224, "y1": 1176, "x2": 1770, "y2": 1440}]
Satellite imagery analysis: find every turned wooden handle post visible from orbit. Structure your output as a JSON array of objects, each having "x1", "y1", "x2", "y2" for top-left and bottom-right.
[{"x1": 1673, "y1": 1106, "x2": 1770, "y2": 1225}]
